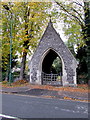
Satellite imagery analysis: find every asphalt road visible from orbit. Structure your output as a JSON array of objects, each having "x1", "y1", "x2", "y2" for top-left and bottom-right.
[{"x1": 1, "y1": 93, "x2": 89, "y2": 119}]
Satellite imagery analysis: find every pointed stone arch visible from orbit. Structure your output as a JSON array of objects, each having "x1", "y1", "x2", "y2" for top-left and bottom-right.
[
  {"x1": 29, "y1": 21, "x2": 77, "y2": 87},
  {"x1": 39, "y1": 48, "x2": 63, "y2": 85}
]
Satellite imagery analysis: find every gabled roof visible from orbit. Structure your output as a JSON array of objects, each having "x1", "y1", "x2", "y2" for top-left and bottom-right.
[{"x1": 30, "y1": 20, "x2": 77, "y2": 65}]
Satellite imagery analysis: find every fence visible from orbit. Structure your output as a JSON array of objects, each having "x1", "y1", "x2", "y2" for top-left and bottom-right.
[{"x1": 41, "y1": 72, "x2": 62, "y2": 85}]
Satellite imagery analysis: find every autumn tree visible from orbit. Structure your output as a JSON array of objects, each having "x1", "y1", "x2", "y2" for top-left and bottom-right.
[
  {"x1": 54, "y1": 0, "x2": 90, "y2": 83},
  {"x1": 1, "y1": 3, "x2": 19, "y2": 81},
  {"x1": 84, "y1": 1, "x2": 90, "y2": 83},
  {"x1": 16, "y1": 2, "x2": 51, "y2": 80},
  {"x1": 1, "y1": 2, "x2": 51, "y2": 81}
]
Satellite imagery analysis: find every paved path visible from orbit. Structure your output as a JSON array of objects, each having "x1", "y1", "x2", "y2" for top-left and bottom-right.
[
  {"x1": 2, "y1": 86, "x2": 30, "y2": 93},
  {"x1": 1, "y1": 86, "x2": 88, "y2": 101}
]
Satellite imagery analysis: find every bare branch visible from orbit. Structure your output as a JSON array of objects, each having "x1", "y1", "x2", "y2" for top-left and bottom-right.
[
  {"x1": 55, "y1": 1, "x2": 84, "y2": 27},
  {"x1": 72, "y1": 1, "x2": 84, "y2": 8},
  {"x1": 71, "y1": 8, "x2": 85, "y2": 23}
]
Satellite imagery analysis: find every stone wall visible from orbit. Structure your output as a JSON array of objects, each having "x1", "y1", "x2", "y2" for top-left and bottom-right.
[{"x1": 29, "y1": 21, "x2": 77, "y2": 87}]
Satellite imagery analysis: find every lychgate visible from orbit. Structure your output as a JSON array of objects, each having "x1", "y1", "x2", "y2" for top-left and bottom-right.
[{"x1": 29, "y1": 21, "x2": 77, "y2": 87}]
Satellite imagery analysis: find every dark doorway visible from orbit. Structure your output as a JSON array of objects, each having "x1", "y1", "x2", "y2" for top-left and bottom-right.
[{"x1": 42, "y1": 49, "x2": 62, "y2": 85}]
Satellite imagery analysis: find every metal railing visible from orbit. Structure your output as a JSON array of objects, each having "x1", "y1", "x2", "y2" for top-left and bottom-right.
[{"x1": 41, "y1": 72, "x2": 62, "y2": 85}]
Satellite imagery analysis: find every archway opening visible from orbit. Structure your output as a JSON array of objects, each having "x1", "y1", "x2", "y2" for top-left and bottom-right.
[{"x1": 42, "y1": 49, "x2": 62, "y2": 85}]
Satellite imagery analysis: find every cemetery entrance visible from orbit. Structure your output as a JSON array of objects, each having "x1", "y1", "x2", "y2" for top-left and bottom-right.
[
  {"x1": 41, "y1": 49, "x2": 62, "y2": 85},
  {"x1": 29, "y1": 21, "x2": 77, "y2": 87}
]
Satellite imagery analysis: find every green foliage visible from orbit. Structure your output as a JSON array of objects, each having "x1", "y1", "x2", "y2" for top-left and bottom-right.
[
  {"x1": 2, "y1": 72, "x2": 6, "y2": 81},
  {"x1": 54, "y1": 0, "x2": 85, "y2": 47},
  {"x1": 52, "y1": 57, "x2": 62, "y2": 74},
  {"x1": 1, "y1": 2, "x2": 52, "y2": 80},
  {"x1": 48, "y1": 0, "x2": 90, "y2": 83},
  {"x1": 54, "y1": 0, "x2": 90, "y2": 83},
  {"x1": 77, "y1": 73, "x2": 88, "y2": 84}
]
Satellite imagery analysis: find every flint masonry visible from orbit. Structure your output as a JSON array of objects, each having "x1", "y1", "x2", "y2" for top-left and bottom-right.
[{"x1": 29, "y1": 20, "x2": 77, "y2": 87}]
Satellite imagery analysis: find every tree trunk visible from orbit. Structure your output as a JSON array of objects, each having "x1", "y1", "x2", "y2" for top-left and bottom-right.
[
  {"x1": 5, "y1": 70, "x2": 9, "y2": 81},
  {"x1": 84, "y1": 1, "x2": 90, "y2": 83},
  {"x1": 19, "y1": 51, "x2": 27, "y2": 80},
  {"x1": 19, "y1": 3, "x2": 30, "y2": 80}
]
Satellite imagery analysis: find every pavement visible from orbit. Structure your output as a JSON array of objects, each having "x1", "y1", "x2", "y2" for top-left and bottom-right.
[{"x1": 1, "y1": 85, "x2": 89, "y2": 102}]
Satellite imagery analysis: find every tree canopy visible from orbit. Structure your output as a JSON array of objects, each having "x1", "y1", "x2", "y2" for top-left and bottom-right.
[
  {"x1": 1, "y1": 1, "x2": 90, "y2": 84},
  {"x1": 53, "y1": 0, "x2": 90, "y2": 83},
  {"x1": 1, "y1": 2, "x2": 51, "y2": 81}
]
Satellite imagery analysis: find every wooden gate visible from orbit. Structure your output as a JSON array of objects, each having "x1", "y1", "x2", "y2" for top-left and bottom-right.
[{"x1": 41, "y1": 72, "x2": 62, "y2": 85}]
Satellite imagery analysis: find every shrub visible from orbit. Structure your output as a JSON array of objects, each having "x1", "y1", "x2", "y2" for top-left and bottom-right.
[
  {"x1": 13, "y1": 79, "x2": 27, "y2": 85},
  {"x1": 2, "y1": 81, "x2": 8, "y2": 84},
  {"x1": 78, "y1": 73, "x2": 88, "y2": 84}
]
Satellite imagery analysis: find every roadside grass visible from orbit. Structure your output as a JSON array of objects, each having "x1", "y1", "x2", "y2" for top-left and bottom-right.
[
  {"x1": 1, "y1": 80, "x2": 28, "y2": 88},
  {"x1": 1, "y1": 80, "x2": 90, "y2": 93},
  {"x1": 77, "y1": 84, "x2": 90, "y2": 90},
  {"x1": 28, "y1": 84, "x2": 89, "y2": 93}
]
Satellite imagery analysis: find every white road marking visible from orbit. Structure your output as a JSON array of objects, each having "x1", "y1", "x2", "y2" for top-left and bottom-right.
[
  {"x1": 76, "y1": 105, "x2": 88, "y2": 114},
  {"x1": 0, "y1": 114, "x2": 19, "y2": 119},
  {"x1": 61, "y1": 108, "x2": 88, "y2": 114}
]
